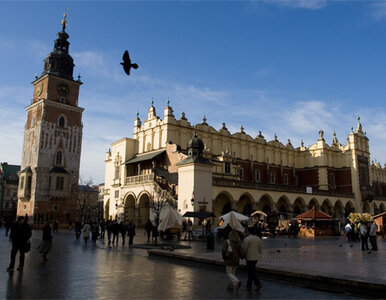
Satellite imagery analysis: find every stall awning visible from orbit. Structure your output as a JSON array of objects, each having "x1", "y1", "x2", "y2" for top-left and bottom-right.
[{"x1": 124, "y1": 149, "x2": 165, "y2": 165}]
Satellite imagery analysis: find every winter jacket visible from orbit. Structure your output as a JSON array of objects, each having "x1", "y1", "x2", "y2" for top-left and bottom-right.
[
  {"x1": 222, "y1": 230, "x2": 241, "y2": 266},
  {"x1": 241, "y1": 234, "x2": 262, "y2": 261}
]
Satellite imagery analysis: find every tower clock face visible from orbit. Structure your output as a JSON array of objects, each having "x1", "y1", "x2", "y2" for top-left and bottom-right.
[{"x1": 57, "y1": 82, "x2": 70, "y2": 96}]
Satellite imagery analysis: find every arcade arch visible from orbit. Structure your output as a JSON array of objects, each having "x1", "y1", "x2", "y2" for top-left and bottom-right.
[
  {"x1": 344, "y1": 201, "x2": 355, "y2": 218},
  {"x1": 293, "y1": 197, "x2": 306, "y2": 215},
  {"x1": 214, "y1": 192, "x2": 233, "y2": 218},
  {"x1": 138, "y1": 192, "x2": 150, "y2": 226},
  {"x1": 362, "y1": 201, "x2": 370, "y2": 213},
  {"x1": 308, "y1": 198, "x2": 319, "y2": 210},
  {"x1": 237, "y1": 193, "x2": 254, "y2": 216},
  {"x1": 321, "y1": 199, "x2": 333, "y2": 215},
  {"x1": 276, "y1": 196, "x2": 291, "y2": 218},
  {"x1": 124, "y1": 193, "x2": 136, "y2": 223},
  {"x1": 257, "y1": 194, "x2": 274, "y2": 213},
  {"x1": 104, "y1": 199, "x2": 110, "y2": 220}
]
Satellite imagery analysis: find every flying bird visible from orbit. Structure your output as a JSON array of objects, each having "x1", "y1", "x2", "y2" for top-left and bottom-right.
[
  {"x1": 121, "y1": 50, "x2": 138, "y2": 76},
  {"x1": 276, "y1": 249, "x2": 281, "y2": 253}
]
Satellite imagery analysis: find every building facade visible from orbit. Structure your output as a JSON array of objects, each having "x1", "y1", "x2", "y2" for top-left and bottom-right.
[
  {"x1": 0, "y1": 163, "x2": 20, "y2": 223},
  {"x1": 103, "y1": 102, "x2": 386, "y2": 226},
  {"x1": 17, "y1": 16, "x2": 84, "y2": 225}
]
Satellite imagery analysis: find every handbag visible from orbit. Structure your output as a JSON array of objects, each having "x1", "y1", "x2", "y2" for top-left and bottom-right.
[
  {"x1": 25, "y1": 240, "x2": 31, "y2": 253},
  {"x1": 223, "y1": 239, "x2": 233, "y2": 258}
]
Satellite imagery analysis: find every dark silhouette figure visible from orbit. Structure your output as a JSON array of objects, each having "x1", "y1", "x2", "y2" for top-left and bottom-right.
[
  {"x1": 121, "y1": 50, "x2": 138, "y2": 76},
  {"x1": 7, "y1": 216, "x2": 32, "y2": 271}
]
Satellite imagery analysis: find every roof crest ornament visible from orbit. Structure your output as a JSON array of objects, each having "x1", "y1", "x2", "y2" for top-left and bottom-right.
[{"x1": 61, "y1": 9, "x2": 69, "y2": 32}]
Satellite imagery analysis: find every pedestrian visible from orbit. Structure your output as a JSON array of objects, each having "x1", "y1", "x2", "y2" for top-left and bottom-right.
[
  {"x1": 5, "y1": 219, "x2": 12, "y2": 237},
  {"x1": 106, "y1": 220, "x2": 113, "y2": 246},
  {"x1": 38, "y1": 221, "x2": 53, "y2": 261},
  {"x1": 369, "y1": 221, "x2": 378, "y2": 251},
  {"x1": 222, "y1": 229, "x2": 242, "y2": 292},
  {"x1": 120, "y1": 221, "x2": 127, "y2": 245},
  {"x1": 127, "y1": 222, "x2": 136, "y2": 246},
  {"x1": 7, "y1": 216, "x2": 32, "y2": 271},
  {"x1": 82, "y1": 222, "x2": 91, "y2": 245},
  {"x1": 242, "y1": 227, "x2": 263, "y2": 291},
  {"x1": 145, "y1": 219, "x2": 153, "y2": 243},
  {"x1": 345, "y1": 222, "x2": 352, "y2": 242},
  {"x1": 359, "y1": 222, "x2": 369, "y2": 251},
  {"x1": 112, "y1": 221, "x2": 119, "y2": 245},
  {"x1": 53, "y1": 220, "x2": 59, "y2": 233},
  {"x1": 100, "y1": 219, "x2": 106, "y2": 239},
  {"x1": 75, "y1": 220, "x2": 82, "y2": 240},
  {"x1": 91, "y1": 221, "x2": 100, "y2": 243}
]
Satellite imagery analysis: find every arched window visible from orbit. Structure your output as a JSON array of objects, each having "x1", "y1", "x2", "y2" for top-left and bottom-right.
[
  {"x1": 58, "y1": 116, "x2": 65, "y2": 127},
  {"x1": 56, "y1": 151, "x2": 62, "y2": 165}
]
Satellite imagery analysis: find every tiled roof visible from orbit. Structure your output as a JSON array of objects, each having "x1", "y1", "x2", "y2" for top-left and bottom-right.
[
  {"x1": 295, "y1": 206, "x2": 332, "y2": 220},
  {"x1": 0, "y1": 163, "x2": 20, "y2": 180}
]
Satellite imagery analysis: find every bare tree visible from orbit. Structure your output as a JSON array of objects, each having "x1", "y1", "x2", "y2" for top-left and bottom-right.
[
  {"x1": 77, "y1": 178, "x2": 99, "y2": 223},
  {"x1": 148, "y1": 185, "x2": 175, "y2": 246}
]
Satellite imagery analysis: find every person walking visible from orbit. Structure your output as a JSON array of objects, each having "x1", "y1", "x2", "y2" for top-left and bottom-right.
[
  {"x1": 345, "y1": 222, "x2": 352, "y2": 242},
  {"x1": 359, "y1": 222, "x2": 369, "y2": 251},
  {"x1": 82, "y1": 222, "x2": 91, "y2": 245},
  {"x1": 106, "y1": 220, "x2": 113, "y2": 246},
  {"x1": 145, "y1": 219, "x2": 153, "y2": 243},
  {"x1": 127, "y1": 222, "x2": 136, "y2": 246},
  {"x1": 369, "y1": 221, "x2": 378, "y2": 251},
  {"x1": 91, "y1": 221, "x2": 100, "y2": 243},
  {"x1": 120, "y1": 221, "x2": 127, "y2": 246},
  {"x1": 112, "y1": 221, "x2": 119, "y2": 245},
  {"x1": 222, "y1": 229, "x2": 242, "y2": 292},
  {"x1": 242, "y1": 227, "x2": 263, "y2": 291},
  {"x1": 53, "y1": 220, "x2": 59, "y2": 233},
  {"x1": 7, "y1": 216, "x2": 32, "y2": 271},
  {"x1": 38, "y1": 221, "x2": 53, "y2": 261},
  {"x1": 100, "y1": 219, "x2": 106, "y2": 239},
  {"x1": 75, "y1": 220, "x2": 82, "y2": 240}
]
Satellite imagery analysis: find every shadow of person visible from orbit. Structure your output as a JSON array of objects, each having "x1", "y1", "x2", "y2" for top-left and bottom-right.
[{"x1": 6, "y1": 270, "x2": 24, "y2": 298}]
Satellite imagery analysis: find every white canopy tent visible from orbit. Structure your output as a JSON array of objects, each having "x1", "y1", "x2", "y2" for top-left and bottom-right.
[{"x1": 219, "y1": 211, "x2": 249, "y2": 232}]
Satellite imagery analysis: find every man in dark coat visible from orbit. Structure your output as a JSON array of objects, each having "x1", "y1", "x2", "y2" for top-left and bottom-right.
[
  {"x1": 7, "y1": 216, "x2": 32, "y2": 271},
  {"x1": 127, "y1": 222, "x2": 136, "y2": 246}
]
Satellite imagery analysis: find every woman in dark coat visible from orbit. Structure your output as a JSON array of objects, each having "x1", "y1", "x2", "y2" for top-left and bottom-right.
[
  {"x1": 127, "y1": 222, "x2": 136, "y2": 246},
  {"x1": 91, "y1": 222, "x2": 100, "y2": 243},
  {"x1": 39, "y1": 221, "x2": 53, "y2": 261},
  {"x1": 222, "y1": 229, "x2": 242, "y2": 291}
]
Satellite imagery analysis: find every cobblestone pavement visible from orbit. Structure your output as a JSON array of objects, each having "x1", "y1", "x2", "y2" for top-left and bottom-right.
[
  {"x1": 0, "y1": 228, "x2": 362, "y2": 299},
  {"x1": 171, "y1": 233, "x2": 386, "y2": 285}
]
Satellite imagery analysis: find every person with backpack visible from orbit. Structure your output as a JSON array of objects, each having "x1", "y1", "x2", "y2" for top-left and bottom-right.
[{"x1": 221, "y1": 229, "x2": 242, "y2": 292}]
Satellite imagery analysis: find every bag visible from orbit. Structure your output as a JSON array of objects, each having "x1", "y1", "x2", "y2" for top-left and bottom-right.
[
  {"x1": 223, "y1": 239, "x2": 233, "y2": 259},
  {"x1": 25, "y1": 240, "x2": 31, "y2": 253}
]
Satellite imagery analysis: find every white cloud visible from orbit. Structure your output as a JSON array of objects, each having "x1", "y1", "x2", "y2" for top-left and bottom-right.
[
  {"x1": 369, "y1": 2, "x2": 386, "y2": 21},
  {"x1": 256, "y1": 0, "x2": 327, "y2": 10}
]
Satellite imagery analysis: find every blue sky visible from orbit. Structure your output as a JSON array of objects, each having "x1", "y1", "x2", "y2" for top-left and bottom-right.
[{"x1": 1, "y1": 0, "x2": 386, "y2": 184}]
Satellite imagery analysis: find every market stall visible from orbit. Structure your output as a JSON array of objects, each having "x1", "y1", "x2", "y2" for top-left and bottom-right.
[{"x1": 295, "y1": 206, "x2": 337, "y2": 237}]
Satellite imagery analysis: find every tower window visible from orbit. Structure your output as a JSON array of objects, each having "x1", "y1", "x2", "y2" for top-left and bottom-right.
[
  {"x1": 20, "y1": 176, "x2": 25, "y2": 190},
  {"x1": 60, "y1": 97, "x2": 66, "y2": 103},
  {"x1": 58, "y1": 116, "x2": 65, "y2": 127},
  {"x1": 270, "y1": 173, "x2": 275, "y2": 184},
  {"x1": 56, "y1": 177, "x2": 64, "y2": 191},
  {"x1": 56, "y1": 151, "x2": 63, "y2": 165}
]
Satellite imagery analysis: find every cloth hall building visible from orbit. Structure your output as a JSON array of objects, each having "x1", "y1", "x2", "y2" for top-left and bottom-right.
[{"x1": 103, "y1": 103, "x2": 386, "y2": 226}]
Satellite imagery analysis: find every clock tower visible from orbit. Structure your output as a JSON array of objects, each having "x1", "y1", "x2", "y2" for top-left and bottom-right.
[{"x1": 17, "y1": 15, "x2": 84, "y2": 226}]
